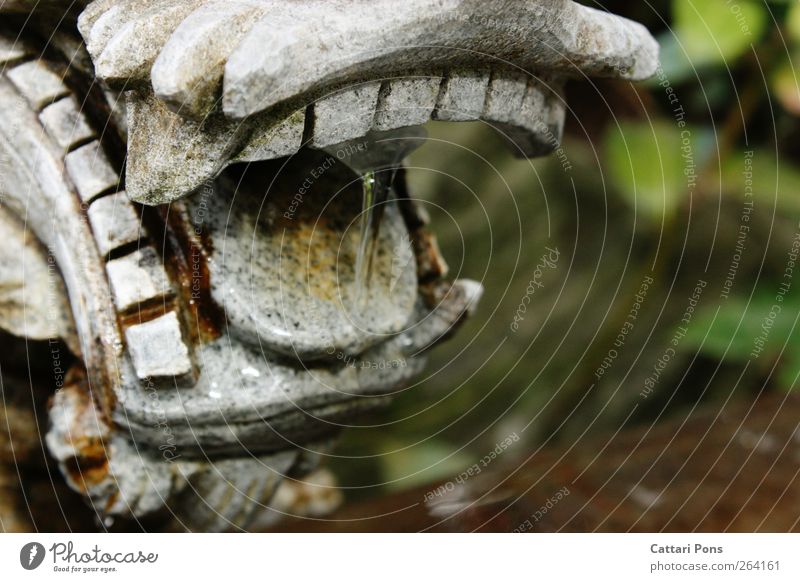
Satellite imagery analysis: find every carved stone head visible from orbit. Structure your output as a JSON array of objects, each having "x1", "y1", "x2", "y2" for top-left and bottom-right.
[{"x1": 0, "y1": 0, "x2": 657, "y2": 530}]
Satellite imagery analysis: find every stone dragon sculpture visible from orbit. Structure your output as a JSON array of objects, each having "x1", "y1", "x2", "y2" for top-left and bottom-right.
[{"x1": 0, "y1": 0, "x2": 657, "y2": 531}]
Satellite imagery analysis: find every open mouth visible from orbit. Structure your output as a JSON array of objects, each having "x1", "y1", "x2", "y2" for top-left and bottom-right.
[
  {"x1": 0, "y1": 0, "x2": 659, "y2": 527},
  {"x1": 0, "y1": 0, "x2": 657, "y2": 452},
  {"x1": 78, "y1": 0, "x2": 658, "y2": 204},
  {"x1": 36, "y1": 0, "x2": 655, "y2": 456}
]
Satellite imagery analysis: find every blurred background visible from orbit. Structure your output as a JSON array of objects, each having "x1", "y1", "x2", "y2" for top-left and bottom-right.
[{"x1": 331, "y1": 0, "x2": 800, "y2": 501}]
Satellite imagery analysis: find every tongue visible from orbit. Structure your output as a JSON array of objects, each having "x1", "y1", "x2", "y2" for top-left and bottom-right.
[{"x1": 188, "y1": 149, "x2": 419, "y2": 362}]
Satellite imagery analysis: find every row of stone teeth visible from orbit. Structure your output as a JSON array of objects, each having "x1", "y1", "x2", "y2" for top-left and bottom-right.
[
  {"x1": 2, "y1": 45, "x2": 195, "y2": 387},
  {"x1": 238, "y1": 71, "x2": 567, "y2": 163},
  {"x1": 308, "y1": 72, "x2": 566, "y2": 155},
  {"x1": 123, "y1": 69, "x2": 567, "y2": 204}
]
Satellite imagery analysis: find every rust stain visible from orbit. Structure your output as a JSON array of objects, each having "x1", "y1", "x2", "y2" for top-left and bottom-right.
[{"x1": 143, "y1": 202, "x2": 224, "y2": 343}]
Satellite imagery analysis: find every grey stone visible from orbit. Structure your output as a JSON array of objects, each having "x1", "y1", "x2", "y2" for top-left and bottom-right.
[
  {"x1": 402, "y1": 279, "x2": 484, "y2": 352},
  {"x1": 64, "y1": 141, "x2": 120, "y2": 203},
  {"x1": 40, "y1": 96, "x2": 96, "y2": 151},
  {"x1": 190, "y1": 153, "x2": 419, "y2": 361},
  {"x1": 125, "y1": 311, "x2": 193, "y2": 381},
  {"x1": 87, "y1": 191, "x2": 142, "y2": 256},
  {"x1": 7, "y1": 61, "x2": 69, "y2": 110},
  {"x1": 0, "y1": 35, "x2": 29, "y2": 65},
  {"x1": 0, "y1": 2, "x2": 660, "y2": 530},
  {"x1": 65, "y1": 0, "x2": 659, "y2": 205},
  {"x1": 123, "y1": 91, "x2": 244, "y2": 204},
  {"x1": 0, "y1": 205, "x2": 77, "y2": 347},
  {"x1": 310, "y1": 82, "x2": 381, "y2": 148},
  {"x1": 234, "y1": 108, "x2": 306, "y2": 163},
  {"x1": 106, "y1": 247, "x2": 172, "y2": 312},
  {"x1": 374, "y1": 77, "x2": 442, "y2": 132},
  {"x1": 481, "y1": 74, "x2": 567, "y2": 156},
  {"x1": 218, "y1": 0, "x2": 658, "y2": 119},
  {"x1": 434, "y1": 71, "x2": 490, "y2": 122},
  {"x1": 483, "y1": 73, "x2": 529, "y2": 123},
  {"x1": 0, "y1": 75, "x2": 119, "y2": 386},
  {"x1": 92, "y1": 2, "x2": 201, "y2": 87},
  {"x1": 149, "y1": 1, "x2": 265, "y2": 118}
]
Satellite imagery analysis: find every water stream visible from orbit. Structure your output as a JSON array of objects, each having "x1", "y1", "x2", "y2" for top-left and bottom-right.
[{"x1": 325, "y1": 127, "x2": 426, "y2": 311}]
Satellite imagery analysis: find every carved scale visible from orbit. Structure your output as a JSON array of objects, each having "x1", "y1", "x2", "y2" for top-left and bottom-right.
[{"x1": 0, "y1": 1, "x2": 657, "y2": 530}]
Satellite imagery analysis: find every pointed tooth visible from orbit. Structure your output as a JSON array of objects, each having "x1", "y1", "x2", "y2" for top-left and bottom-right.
[
  {"x1": 80, "y1": 1, "x2": 134, "y2": 62},
  {"x1": 76, "y1": 0, "x2": 119, "y2": 44},
  {"x1": 569, "y1": 5, "x2": 659, "y2": 80},
  {"x1": 124, "y1": 92, "x2": 245, "y2": 205},
  {"x1": 222, "y1": 3, "x2": 344, "y2": 119},
  {"x1": 482, "y1": 73, "x2": 567, "y2": 157},
  {"x1": 483, "y1": 72, "x2": 528, "y2": 123},
  {"x1": 309, "y1": 82, "x2": 381, "y2": 149},
  {"x1": 125, "y1": 91, "x2": 306, "y2": 204},
  {"x1": 373, "y1": 77, "x2": 441, "y2": 133},
  {"x1": 93, "y1": 2, "x2": 201, "y2": 87},
  {"x1": 233, "y1": 108, "x2": 306, "y2": 163},
  {"x1": 434, "y1": 71, "x2": 490, "y2": 122},
  {"x1": 530, "y1": 78, "x2": 567, "y2": 152},
  {"x1": 151, "y1": 1, "x2": 265, "y2": 119}
]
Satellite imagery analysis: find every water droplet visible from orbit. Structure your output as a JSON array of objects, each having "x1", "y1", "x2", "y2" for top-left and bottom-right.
[
  {"x1": 325, "y1": 127, "x2": 426, "y2": 315},
  {"x1": 241, "y1": 366, "x2": 260, "y2": 378},
  {"x1": 353, "y1": 169, "x2": 392, "y2": 309},
  {"x1": 208, "y1": 390, "x2": 221, "y2": 399}
]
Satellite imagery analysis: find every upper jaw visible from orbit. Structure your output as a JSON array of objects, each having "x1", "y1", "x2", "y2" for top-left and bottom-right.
[{"x1": 74, "y1": 0, "x2": 659, "y2": 205}]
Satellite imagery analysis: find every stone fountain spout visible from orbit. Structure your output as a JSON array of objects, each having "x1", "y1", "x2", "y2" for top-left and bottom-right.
[{"x1": 0, "y1": 0, "x2": 657, "y2": 530}]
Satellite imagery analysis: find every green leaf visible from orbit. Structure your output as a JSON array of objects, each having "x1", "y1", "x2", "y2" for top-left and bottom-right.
[
  {"x1": 787, "y1": 1, "x2": 800, "y2": 45},
  {"x1": 604, "y1": 121, "x2": 687, "y2": 224},
  {"x1": 380, "y1": 441, "x2": 472, "y2": 491},
  {"x1": 681, "y1": 295, "x2": 774, "y2": 361},
  {"x1": 682, "y1": 287, "x2": 800, "y2": 393},
  {"x1": 672, "y1": 0, "x2": 767, "y2": 67},
  {"x1": 770, "y1": 55, "x2": 800, "y2": 115},
  {"x1": 718, "y1": 148, "x2": 800, "y2": 214}
]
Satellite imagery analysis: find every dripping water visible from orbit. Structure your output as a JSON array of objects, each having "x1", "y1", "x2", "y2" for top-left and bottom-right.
[
  {"x1": 325, "y1": 127, "x2": 426, "y2": 311},
  {"x1": 354, "y1": 168, "x2": 393, "y2": 307}
]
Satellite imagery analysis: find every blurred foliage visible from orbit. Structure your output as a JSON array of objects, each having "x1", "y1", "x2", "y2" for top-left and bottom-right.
[{"x1": 333, "y1": 0, "x2": 800, "y2": 498}]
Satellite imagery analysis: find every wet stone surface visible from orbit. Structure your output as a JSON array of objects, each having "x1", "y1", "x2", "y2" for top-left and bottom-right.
[{"x1": 189, "y1": 150, "x2": 418, "y2": 362}]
